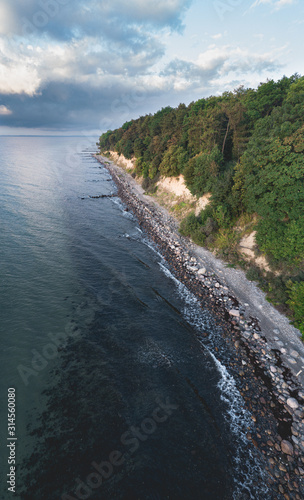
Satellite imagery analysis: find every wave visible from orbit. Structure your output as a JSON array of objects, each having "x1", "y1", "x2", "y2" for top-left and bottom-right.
[{"x1": 158, "y1": 262, "x2": 270, "y2": 500}]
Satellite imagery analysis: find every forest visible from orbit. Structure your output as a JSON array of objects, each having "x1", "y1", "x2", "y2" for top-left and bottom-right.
[{"x1": 99, "y1": 75, "x2": 304, "y2": 336}]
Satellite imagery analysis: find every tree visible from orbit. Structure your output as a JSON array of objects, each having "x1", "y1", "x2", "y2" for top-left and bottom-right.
[{"x1": 184, "y1": 146, "x2": 224, "y2": 196}]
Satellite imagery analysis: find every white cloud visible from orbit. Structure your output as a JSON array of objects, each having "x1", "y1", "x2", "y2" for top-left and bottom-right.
[
  {"x1": 0, "y1": 104, "x2": 12, "y2": 115},
  {"x1": 0, "y1": 40, "x2": 41, "y2": 95},
  {"x1": 161, "y1": 43, "x2": 284, "y2": 96}
]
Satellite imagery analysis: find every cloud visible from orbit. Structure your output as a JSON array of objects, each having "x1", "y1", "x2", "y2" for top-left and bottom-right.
[
  {"x1": 161, "y1": 45, "x2": 282, "y2": 92},
  {"x1": 251, "y1": 0, "x2": 296, "y2": 9},
  {"x1": 0, "y1": 40, "x2": 41, "y2": 95},
  {"x1": 0, "y1": 36, "x2": 285, "y2": 131},
  {"x1": 0, "y1": 0, "x2": 295, "y2": 132},
  {"x1": 0, "y1": 104, "x2": 12, "y2": 115},
  {"x1": 0, "y1": 1, "x2": 193, "y2": 130},
  {"x1": 1, "y1": 0, "x2": 192, "y2": 39},
  {"x1": 0, "y1": 73, "x2": 158, "y2": 130}
]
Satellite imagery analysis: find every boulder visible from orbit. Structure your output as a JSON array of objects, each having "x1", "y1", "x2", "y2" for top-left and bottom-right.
[
  {"x1": 287, "y1": 397, "x2": 299, "y2": 409},
  {"x1": 281, "y1": 440, "x2": 294, "y2": 455},
  {"x1": 229, "y1": 309, "x2": 240, "y2": 318},
  {"x1": 197, "y1": 268, "x2": 206, "y2": 275}
]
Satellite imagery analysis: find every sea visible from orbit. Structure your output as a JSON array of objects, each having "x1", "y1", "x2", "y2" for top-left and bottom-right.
[{"x1": 0, "y1": 136, "x2": 269, "y2": 500}]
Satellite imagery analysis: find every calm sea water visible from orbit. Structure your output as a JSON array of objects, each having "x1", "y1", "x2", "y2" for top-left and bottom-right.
[{"x1": 0, "y1": 137, "x2": 268, "y2": 500}]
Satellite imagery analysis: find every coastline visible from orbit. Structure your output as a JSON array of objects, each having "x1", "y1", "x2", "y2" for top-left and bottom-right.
[{"x1": 94, "y1": 153, "x2": 304, "y2": 499}]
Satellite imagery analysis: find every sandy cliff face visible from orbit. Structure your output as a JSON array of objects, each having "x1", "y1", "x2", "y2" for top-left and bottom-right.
[
  {"x1": 239, "y1": 231, "x2": 271, "y2": 272},
  {"x1": 109, "y1": 151, "x2": 136, "y2": 170},
  {"x1": 108, "y1": 151, "x2": 211, "y2": 218},
  {"x1": 106, "y1": 151, "x2": 270, "y2": 272}
]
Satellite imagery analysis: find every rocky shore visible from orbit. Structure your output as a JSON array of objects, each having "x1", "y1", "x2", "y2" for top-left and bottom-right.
[{"x1": 94, "y1": 154, "x2": 304, "y2": 499}]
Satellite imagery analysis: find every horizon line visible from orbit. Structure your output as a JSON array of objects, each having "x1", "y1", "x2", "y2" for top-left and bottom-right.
[{"x1": 0, "y1": 135, "x2": 98, "y2": 138}]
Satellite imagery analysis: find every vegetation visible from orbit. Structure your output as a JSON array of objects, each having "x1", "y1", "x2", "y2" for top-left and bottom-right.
[{"x1": 99, "y1": 74, "x2": 304, "y2": 337}]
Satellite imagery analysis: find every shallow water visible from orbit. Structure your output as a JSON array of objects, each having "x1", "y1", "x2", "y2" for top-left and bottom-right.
[{"x1": 0, "y1": 137, "x2": 268, "y2": 499}]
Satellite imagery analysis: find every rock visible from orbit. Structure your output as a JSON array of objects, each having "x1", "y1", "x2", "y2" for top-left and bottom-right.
[
  {"x1": 197, "y1": 268, "x2": 206, "y2": 275},
  {"x1": 281, "y1": 440, "x2": 294, "y2": 455},
  {"x1": 292, "y1": 435, "x2": 299, "y2": 445},
  {"x1": 287, "y1": 357, "x2": 297, "y2": 364},
  {"x1": 287, "y1": 398, "x2": 299, "y2": 409},
  {"x1": 270, "y1": 365, "x2": 277, "y2": 373},
  {"x1": 290, "y1": 349, "x2": 299, "y2": 358},
  {"x1": 229, "y1": 309, "x2": 240, "y2": 318}
]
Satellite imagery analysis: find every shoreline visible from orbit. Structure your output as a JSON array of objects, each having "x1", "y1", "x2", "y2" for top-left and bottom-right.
[{"x1": 94, "y1": 154, "x2": 304, "y2": 499}]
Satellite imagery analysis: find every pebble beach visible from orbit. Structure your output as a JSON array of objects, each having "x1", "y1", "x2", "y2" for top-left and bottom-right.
[{"x1": 95, "y1": 153, "x2": 304, "y2": 499}]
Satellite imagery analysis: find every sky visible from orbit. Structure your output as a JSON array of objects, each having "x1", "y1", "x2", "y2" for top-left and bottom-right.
[{"x1": 0, "y1": 0, "x2": 303, "y2": 136}]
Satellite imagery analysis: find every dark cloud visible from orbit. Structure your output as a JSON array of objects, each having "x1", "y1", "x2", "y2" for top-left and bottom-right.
[
  {"x1": 0, "y1": 79, "x2": 162, "y2": 131},
  {"x1": 0, "y1": 47, "x2": 283, "y2": 132},
  {"x1": 161, "y1": 57, "x2": 226, "y2": 82},
  {"x1": 0, "y1": 1, "x2": 285, "y2": 132},
  {"x1": 5, "y1": 1, "x2": 192, "y2": 40}
]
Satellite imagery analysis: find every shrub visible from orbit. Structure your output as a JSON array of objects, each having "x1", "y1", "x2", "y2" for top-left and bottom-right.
[
  {"x1": 199, "y1": 204, "x2": 214, "y2": 225},
  {"x1": 184, "y1": 146, "x2": 224, "y2": 196},
  {"x1": 179, "y1": 212, "x2": 200, "y2": 236},
  {"x1": 256, "y1": 217, "x2": 304, "y2": 264},
  {"x1": 142, "y1": 177, "x2": 152, "y2": 190},
  {"x1": 141, "y1": 177, "x2": 158, "y2": 193},
  {"x1": 286, "y1": 280, "x2": 304, "y2": 337},
  {"x1": 246, "y1": 266, "x2": 262, "y2": 282},
  {"x1": 179, "y1": 213, "x2": 206, "y2": 245},
  {"x1": 202, "y1": 217, "x2": 217, "y2": 236},
  {"x1": 215, "y1": 228, "x2": 238, "y2": 252}
]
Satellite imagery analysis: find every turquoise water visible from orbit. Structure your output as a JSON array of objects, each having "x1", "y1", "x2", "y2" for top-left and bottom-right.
[{"x1": 0, "y1": 137, "x2": 267, "y2": 499}]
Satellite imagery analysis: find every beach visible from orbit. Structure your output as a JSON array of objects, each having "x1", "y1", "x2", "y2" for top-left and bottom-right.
[{"x1": 95, "y1": 153, "x2": 304, "y2": 499}]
